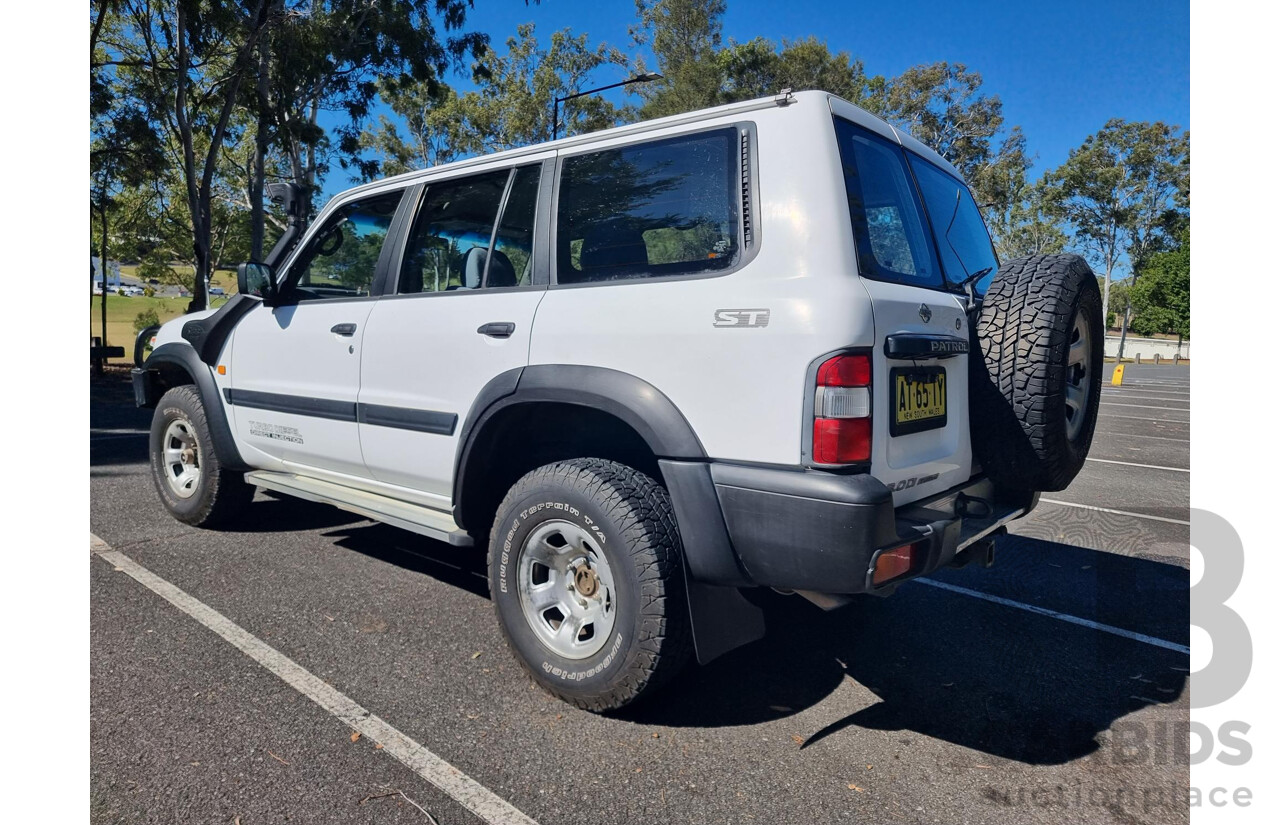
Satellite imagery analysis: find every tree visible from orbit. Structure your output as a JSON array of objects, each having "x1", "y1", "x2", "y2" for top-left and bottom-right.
[
  {"x1": 91, "y1": 1, "x2": 164, "y2": 348},
  {"x1": 987, "y1": 172, "x2": 1068, "y2": 260},
  {"x1": 629, "y1": 0, "x2": 726, "y2": 119},
  {"x1": 253, "y1": 0, "x2": 489, "y2": 233},
  {"x1": 361, "y1": 83, "x2": 469, "y2": 177},
  {"x1": 100, "y1": 0, "x2": 273, "y2": 311},
  {"x1": 1130, "y1": 228, "x2": 1190, "y2": 338},
  {"x1": 459, "y1": 24, "x2": 628, "y2": 151},
  {"x1": 876, "y1": 62, "x2": 1031, "y2": 217},
  {"x1": 361, "y1": 23, "x2": 628, "y2": 176},
  {"x1": 1043, "y1": 119, "x2": 1188, "y2": 330},
  {"x1": 718, "y1": 36, "x2": 870, "y2": 104}
]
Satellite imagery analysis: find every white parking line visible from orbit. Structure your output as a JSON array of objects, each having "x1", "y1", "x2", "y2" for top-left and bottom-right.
[
  {"x1": 1038, "y1": 499, "x2": 1191, "y2": 526},
  {"x1": 1085, "y1": 457, "x2": 1189, "y2": 473},
  {"x1": 91, "y1": 535, "x2": 539, "y2": 825},
  {"x1": 1093, "y1": 430, "x2": 1189, "y2": 443},
  {"x1": 1101, "y1": 402, "x2": 1189, "y2": 412},
  {"x1": 1100, "y1": 393, "x2": 1191, "y2": 402},
  {"x1": 913, "y1": 579, "x2": 1190, "y2": 655},
  {"x1": 1104, "y1": 386, "x2": 1190, "y2": 394},
  {"x1": 1097, "y1": 413, "x2": 1190, "y2": 424}
]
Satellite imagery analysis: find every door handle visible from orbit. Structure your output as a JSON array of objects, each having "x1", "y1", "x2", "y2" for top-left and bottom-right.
[
  {"x1": 477, "y1": 322, "x2": 516, "y2": 339},
  {"x1": 331, "y1": 323, "x2": 357, "y2": 336}
]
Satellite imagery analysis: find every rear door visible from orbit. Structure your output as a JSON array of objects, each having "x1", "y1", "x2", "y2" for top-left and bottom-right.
[
  {"x1": 357, "y1": 159, "x2": 551, "y2": 507},
  {"x1": 833, "y1": 118, "x2": 981, "y2": 504}
]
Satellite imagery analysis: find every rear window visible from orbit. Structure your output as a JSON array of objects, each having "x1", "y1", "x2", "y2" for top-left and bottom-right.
[
  {"x1": 556, "y1": 128, "x2": 740, "y2": 284},
  {"x1": 908, "y1": 155, "x2": 999, "y2": 295},
  {"x1": 833, "y1": 118, "x2": 943, "y2": 289}
]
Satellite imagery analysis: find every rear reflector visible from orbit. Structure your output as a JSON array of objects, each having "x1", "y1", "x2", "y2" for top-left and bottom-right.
[
  {"x1": 813, "y1": 416, "x2": 871, "y2": 464},
  {"x1": 872, "y1": 542, "x2": 920, "y2": 585}
]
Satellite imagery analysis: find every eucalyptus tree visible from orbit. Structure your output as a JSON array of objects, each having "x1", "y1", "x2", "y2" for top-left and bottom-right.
[
  {"x1": 874, "y1": 62, "x2": 1031, "y2": 220},
  {"x1": 717, "y1": 36, "x2": 871, "y2": 105},
  {"x1": 629, "y1": 0, "x2": 726, "y2": 118},
  {"x1": 252, "y1": 0, "x2": 489, "y2": 241},
  {"x1": 1044, "y1": 119, "x2": 1188, "y2": 329},
  {"x1": 98, "y1": 0, "x2": 273, "y2": 311},
  {"x1": 361, "y1": 23, "x2": 628, "y2": 177}
]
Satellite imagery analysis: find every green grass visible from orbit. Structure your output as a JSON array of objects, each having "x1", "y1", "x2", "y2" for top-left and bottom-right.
[
  {"x1": 92, "y1": 266, "x2": 239, "y2": 363},
  {"x1": 89, "y1": 295, "x2": 201, "y2": 364},
  {"x1": 117, "y1": 264, "x2": 237, "y2": 291}
]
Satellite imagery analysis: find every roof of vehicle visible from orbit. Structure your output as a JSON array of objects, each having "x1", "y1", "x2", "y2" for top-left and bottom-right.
[{"x1": 333, "y1": 90, "x2": 963, "y2": 205}]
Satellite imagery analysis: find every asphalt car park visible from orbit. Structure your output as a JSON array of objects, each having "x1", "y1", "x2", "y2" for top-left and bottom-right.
[{"x1": 90, "y1": 364, "x2": 1191, "y2": 825}]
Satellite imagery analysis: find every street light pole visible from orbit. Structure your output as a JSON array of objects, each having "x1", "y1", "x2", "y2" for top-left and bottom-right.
[{"x1": 553, "y1": 72, "x2": 663, "y2": 141}]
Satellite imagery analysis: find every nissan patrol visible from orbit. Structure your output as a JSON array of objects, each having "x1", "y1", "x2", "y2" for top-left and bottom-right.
[{"x1": 132, "y1": 90, "x2": 1103, "y2": 710}]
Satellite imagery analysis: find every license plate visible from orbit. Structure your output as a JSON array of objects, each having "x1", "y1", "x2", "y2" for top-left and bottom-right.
[{"x1": 891, "y1": 367, "x2": 947, "y2": 436}]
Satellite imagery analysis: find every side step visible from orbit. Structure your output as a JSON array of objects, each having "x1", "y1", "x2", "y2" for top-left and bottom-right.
[{"x1": 245, "y1": 471, "x2": 474, "y2": 547}]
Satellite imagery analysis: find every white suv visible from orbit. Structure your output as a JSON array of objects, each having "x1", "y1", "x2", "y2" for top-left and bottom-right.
[{"x1": 132, "y1": 91, "x2": 1103, "y2": 711}]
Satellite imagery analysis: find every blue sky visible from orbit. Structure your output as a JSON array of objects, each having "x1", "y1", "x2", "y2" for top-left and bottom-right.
[{"x1": 326, "y1": 0, "x2": 1188, "y2": 192}]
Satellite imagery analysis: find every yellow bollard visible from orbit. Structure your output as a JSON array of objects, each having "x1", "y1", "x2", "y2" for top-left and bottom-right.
[{"x1": 1111, "y1": 363, "x2": 1125, "y2": 386}]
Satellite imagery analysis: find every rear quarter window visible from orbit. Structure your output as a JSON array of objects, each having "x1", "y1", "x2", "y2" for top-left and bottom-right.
[
  {"x1": 555, "y1": 128, "x2": 741, "y2": 284},
  {"x1": 833, "y1": 118, "x2": 944, "y2": 290}
]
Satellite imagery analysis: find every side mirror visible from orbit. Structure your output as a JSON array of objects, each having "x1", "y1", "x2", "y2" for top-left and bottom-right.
[{"x1": 237, "y1": 261, "x2": 276, "y2": 303}]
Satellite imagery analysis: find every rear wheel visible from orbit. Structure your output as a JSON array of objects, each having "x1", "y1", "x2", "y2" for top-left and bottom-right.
[
  {"x1": 149, "y1": 386, "x2": 254, "y2": 527},
  {"x1": 970, "y1": 254, "x2": 1104, "y2": 493},
  {"x1": 488, "y1": 458, "x2": 692, "y2": 712}
]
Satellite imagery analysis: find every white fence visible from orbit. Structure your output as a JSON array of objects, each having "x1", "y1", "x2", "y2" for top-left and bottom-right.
[{"x1": 1104, "y1": 334, "x2": 1190, "y2": 361}]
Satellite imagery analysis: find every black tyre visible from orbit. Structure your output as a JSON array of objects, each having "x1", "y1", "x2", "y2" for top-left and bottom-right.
[
  {"x1": 148, "y1": 385, "x2": 254, "y2": 527},
  {"x1": 970, "y1": 254, "x2": 1104, "y2": 493},
  {"x1": 488, "y1": 458, "x2": 692, "y2": 712}
]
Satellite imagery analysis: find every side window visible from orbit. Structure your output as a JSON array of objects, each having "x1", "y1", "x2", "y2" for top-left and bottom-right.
[
  {"x1": 289, "y1": 190, "x2": 404, "y2": 300},
  {"x1": 833, "y1": 118, "x2": 943, "y2": 289},
  {"x1": 398, "y1": 169, "x2": 509, "y2": 294},
  {"x1": 556, "y1": 128, "x2": 740, "y2": 284},
  {"x1": 488, "y1": 166, "x2": 540, "y2": 288}
]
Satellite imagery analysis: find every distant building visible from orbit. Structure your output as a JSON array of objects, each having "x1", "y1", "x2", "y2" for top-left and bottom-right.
[{"x1": 91, "y1": 257, "x2": 122, "y2": 288}]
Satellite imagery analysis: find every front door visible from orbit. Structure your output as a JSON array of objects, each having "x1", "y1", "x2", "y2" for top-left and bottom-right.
[
  {"x1": 358, "y1": 160, "x2": 550, "y2": 508},
  {"x1": 228, "y1": 187, "x2": 407, "y2": 478}
]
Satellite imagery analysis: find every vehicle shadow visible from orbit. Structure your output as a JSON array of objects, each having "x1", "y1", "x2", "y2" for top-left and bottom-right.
[
  {"x1": 90, "y1": 371, "x2": 153, "y2": 469},
  {"x1": 322, "y1": 521, "x2": 492, "y2": 600},
  {"x1": 316, "y1": 514, "x2": 1188, "y2": 767},
  {"x1": 214, "y1": 492, "x2": 367, "y2": 534},
  {"x1": 622, "y1": 533, "x2": 1189, "y2": 766}
]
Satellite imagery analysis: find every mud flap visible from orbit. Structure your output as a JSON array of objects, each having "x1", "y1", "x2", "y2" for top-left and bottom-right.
[{"x1": 684, "y1": 573, "x2": 767, "y2": 665}]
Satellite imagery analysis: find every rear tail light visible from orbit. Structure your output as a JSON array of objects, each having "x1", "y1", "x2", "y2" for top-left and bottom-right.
[{"x1": 812, "y1": 353, "x2": 871, "y2": 465}]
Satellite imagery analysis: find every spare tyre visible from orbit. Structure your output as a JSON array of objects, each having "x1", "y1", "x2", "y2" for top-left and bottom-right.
[{"x1": 970, "y1": 254, "x2": 1103, "y2": 493}]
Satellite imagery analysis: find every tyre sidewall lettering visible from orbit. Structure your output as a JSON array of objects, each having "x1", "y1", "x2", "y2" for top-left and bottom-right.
[
  {"x1": 151, "y1": 402, "x2": 204, "y2": 515},
  {"x1": 492, "y1": 489, "x2": 641, "y2": 689}
]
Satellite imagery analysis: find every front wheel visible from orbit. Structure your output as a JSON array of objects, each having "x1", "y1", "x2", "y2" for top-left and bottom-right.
[
  {"x1": 488, "y1": 459, "x2": 692, "y2": 712},
  {"x1": 148, "y1": 385, "x2": 254, "y2": 527}
]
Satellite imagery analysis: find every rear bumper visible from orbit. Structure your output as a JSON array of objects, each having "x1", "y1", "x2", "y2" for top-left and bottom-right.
[{"x1": 664, "y1": 460, "x2": 1031, "y2": 595}]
